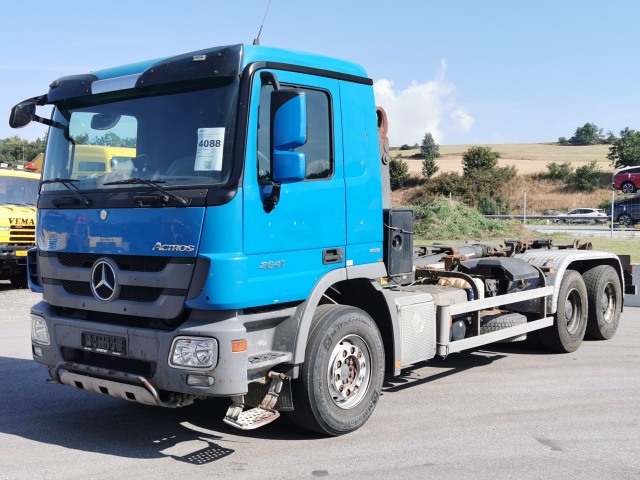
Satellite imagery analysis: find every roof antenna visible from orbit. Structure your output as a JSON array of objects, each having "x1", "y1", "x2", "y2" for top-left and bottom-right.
[{"x1": 253, "y1": 0, "x2": 271, "y2": 46}]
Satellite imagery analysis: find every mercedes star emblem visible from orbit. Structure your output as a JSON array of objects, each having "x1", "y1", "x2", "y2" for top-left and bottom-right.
[{"x1": 90, "y1": 258, "x2": 119, "y2": 303}]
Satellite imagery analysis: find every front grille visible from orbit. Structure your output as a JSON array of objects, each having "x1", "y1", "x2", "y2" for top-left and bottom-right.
[
  {"x1": 57, "y1": 253, "x2": 170, "y2": 272},
  {"x1": 62, "y1": 280, "x2": 92, "y2": 297},
  {"x1": 62, "y1": 280, "x2": 163, "y2": 302},
  {"x1": 10, "y1": 225, "x2": 35, "y2": 244},
  {"x1": 119, "y1": 285, "x2": 162, "y2": 302}
]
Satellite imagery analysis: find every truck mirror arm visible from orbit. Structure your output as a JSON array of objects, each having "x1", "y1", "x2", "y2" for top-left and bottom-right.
[{"x1": 263, "y1": 183, "x2": 281, "y2": 213}]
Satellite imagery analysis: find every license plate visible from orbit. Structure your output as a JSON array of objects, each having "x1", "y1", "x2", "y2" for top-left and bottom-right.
[
  {"x1": 15, "y1": 250, "x2": 27, "y2": 257},
  {"x1": 81, "y1": 332, "x2": 126, "y2": 356}
]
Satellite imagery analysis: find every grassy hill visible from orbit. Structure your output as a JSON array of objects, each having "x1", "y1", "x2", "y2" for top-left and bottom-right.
[{"x1": 392, "y1": 143, "x2": 616, "y2": 214}]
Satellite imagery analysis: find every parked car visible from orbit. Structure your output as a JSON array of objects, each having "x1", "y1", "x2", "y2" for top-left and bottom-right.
[
  {"x1": 613, "y1": 198, "x2": 640, "y2": 227},
  {"x1": 612, "y1": 165, "x2": 640, "y2": 194},
  {"x1": 554, "y1": 208, "x2": 608, "y2": 224}
]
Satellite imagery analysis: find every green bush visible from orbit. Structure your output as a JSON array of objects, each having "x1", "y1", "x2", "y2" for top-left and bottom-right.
[
  {"x1": 462, "y1": 146, "x2": 501, "y2": 175},
  {"x1": 544, "y1": 161, "x2": 574, "y2": 182},
  {"x1": 574, "y1": 159, "x2": 602, "y2": 192},
  {"x1": 408, "y1": 166, "x2": 517, "y2": 208},
  {"x1": 478, "y1": 195, "x2": 511, "y2": 215},
  {"x1": 389, "y1": 155, "x2": 410, "y2": 190}
]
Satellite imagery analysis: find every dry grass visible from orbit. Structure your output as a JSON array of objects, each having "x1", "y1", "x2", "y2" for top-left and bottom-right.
[
  {"x1": 394, "y1": 143, "x2": 612, "y2": 176},
  {"x1": 506, "y1": 174, "x2": 613, "y2": 214}
]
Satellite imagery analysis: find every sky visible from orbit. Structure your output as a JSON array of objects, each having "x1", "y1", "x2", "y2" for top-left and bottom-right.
[{"x1": 1, "y1": 0, "x2": 639, "y2": 147}]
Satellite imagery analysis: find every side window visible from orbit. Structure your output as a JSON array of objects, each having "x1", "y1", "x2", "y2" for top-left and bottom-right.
[{"x1": 257, "y1": 82, "x2": 333, "y2": 184}]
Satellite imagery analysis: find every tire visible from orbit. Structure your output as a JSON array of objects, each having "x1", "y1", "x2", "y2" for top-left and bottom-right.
[
  {"x1": 287, "y1": 304, "x2": 385, "y2": 436},
  {"x1": 619, "y1": 213, "x2": 632, "y2": 227},
  {"x1": 540, "y1": 270, "x2": 588, "y2": 353},
  {"x1": 583, "y1": 265, "x2": 621, "y2": 340},
  {"x1": 480, "y1": 312, "x2": 527, "y2": 342},
  {"x1": 621, "y1": 182, "x2": 636, "y2": 194},
  {"x1": 10, "y1": 272, "x2": 28, "y2": 289}
]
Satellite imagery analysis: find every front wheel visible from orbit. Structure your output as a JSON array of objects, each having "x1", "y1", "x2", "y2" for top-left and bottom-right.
[
  {"x1": 287, "y1": 305, "x2": 385, "y2": 436},
  {"x1": 583, "y1": 265, "x2": 621, "y2": 340},
  {"x1": 540, "y1": 270, "x2": 588, "y2": 353}
]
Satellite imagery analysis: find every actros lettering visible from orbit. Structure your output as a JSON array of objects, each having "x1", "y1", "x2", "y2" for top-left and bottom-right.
[{"x1": 152, "y1": 242, "x2": 195, "y2": 252}]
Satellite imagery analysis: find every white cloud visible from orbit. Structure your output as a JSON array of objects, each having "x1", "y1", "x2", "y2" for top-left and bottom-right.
[{"x1": 373, "y1": 59, "x2": 474, "y2": 146}]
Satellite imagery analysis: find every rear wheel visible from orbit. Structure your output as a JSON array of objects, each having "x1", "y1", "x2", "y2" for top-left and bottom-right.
[
  {"x1": 621, "y1": 181, "x2": 636, "y2": 194},
  {"x1": 287, "y1": 304, "x2": 385, "y2": 436},
  {"x1": 583, "y1": 265, "x2": 621, "y2": 340},
  {"x1": 619, "y1": 213, "x2": 632, "y2": 227},
  {"x1": 540, "y1": 270, "x2": 588, "y2": 353}
]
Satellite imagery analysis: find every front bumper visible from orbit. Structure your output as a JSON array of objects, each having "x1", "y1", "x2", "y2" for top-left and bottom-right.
[{"x1": 31, "y1": 301, "x2": 250, "y2": 401}]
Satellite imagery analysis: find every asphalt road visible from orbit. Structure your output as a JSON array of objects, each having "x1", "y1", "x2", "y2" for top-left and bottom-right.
[{"x1": 1, "y1": 282, "x2": 639, "y2": 480}]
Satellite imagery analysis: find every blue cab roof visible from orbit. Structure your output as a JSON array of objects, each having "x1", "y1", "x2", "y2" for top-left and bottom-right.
[{"x1": 91, "y1": 44, "x2": 369, "y2": 81}]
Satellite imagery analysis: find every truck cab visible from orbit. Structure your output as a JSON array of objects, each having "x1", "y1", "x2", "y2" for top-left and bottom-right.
[{"x1": 0, "y1": 164, "x2": 39, "y2": 287}]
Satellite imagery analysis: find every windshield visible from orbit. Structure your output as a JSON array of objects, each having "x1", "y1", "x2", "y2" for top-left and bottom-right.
[
  {"x1": 42, "y1": 78, "x2": 239, "y2": 192},
  {"x1": 0, "y1": 175, "x2": 39, "y2": 206}
]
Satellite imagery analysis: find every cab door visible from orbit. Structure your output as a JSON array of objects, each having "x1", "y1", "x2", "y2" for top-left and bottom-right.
[{"x1": 242, "y1": 69, "x2": 345, "y2": 306}]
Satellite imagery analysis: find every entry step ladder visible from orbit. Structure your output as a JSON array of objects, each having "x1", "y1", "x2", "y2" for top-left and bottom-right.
[{"x1": 223, "y1": 371, "x2": 287, "y2": 430}]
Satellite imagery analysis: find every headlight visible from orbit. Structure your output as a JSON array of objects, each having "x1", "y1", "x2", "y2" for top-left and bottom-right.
[
  {"x1": 169, "y1": 337, "x2": 217, "y2": 369},
  {"x1": 31, "y1": 314, "x2": 50, "y2": 345}
]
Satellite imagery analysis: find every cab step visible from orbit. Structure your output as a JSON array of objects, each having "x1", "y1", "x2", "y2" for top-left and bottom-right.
[{"x1": 223, "y1": 371, "x2": 287, "y2": 430}]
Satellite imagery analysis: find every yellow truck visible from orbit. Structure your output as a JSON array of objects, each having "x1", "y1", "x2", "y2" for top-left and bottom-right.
[
  {"x1": 0, "y1": 164, "x2": 39, "y2": 287},
  {"x1": 32, "y1": 144, "x2": 136, "y2": 179}
]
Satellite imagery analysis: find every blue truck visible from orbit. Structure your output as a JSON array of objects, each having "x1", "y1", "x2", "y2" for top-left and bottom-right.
[{"x1": 10, "y1": 44, "x2": 633, "y2": 435}]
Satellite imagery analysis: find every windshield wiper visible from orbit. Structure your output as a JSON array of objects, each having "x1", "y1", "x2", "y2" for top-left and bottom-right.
[
  {"x1": 41, "y1": 178, "x2": 92, "y2": 206},
  {"x1": 102, "y1": 178, "x2": 190, "y2": 206}
]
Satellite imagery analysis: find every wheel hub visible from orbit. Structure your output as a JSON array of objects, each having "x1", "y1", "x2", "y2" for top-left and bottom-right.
[
  {"x1": 328, "y1": 336, "x2": 370, "y2": 409},
  {"x1": 601, "y1": 282, "x2": 616, "y2": 323}
]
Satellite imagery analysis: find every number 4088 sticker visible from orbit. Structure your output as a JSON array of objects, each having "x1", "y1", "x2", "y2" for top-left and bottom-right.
[{"x1": 194, "y1": 127, "x2": 225, "y2": 171}]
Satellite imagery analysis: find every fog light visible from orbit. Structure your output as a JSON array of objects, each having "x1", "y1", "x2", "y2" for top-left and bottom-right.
[
  {"x1": 33, "y1": 346, "x2": 43, "y2": 357},
  {"x1": 187, "y1": 375, "x2": 215, "y2": 386},
  {"x1": 169, "y1": 337, "x2": 217, "y2": 369},
  {"x1": 31, "y1": 314, "x2": 50, "y2": 346}
]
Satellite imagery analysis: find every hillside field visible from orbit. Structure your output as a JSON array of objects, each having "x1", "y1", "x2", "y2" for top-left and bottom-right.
[
  {"x1": 392, "y1": 143, "x2": 617, "y2": 214},
  {"x1": 393, "y1": 143, "x2": 612, "y2": 176}
]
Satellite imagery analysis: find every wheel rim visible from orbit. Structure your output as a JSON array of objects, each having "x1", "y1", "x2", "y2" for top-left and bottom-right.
[
  {"x1": 622, "y1": 183, "x2": 635, "y2": 194},
  {"x1": 620, "y1": 214, "x2": 631, "y2": 226},
  {"x1": 600, "y1": 282, "x2": 617, "y2": 324},
  {"x1": 327, "y1": 334, "x2": 371, "y2": 409},
  {"x1": 563, "y1": 288, "x2": 582, "y2": 334}
]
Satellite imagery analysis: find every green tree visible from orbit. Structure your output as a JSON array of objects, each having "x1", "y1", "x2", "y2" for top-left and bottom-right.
[
  {"x1": 0, "y1": 135, "x2": 46, "y2": 165},
  {"x1": 420, "y1": 132, "x2": 440, "y2": 178},
  {"x1": 607, "y1": 128, "x2": 640, "y2": 169},
  {"x1": 574, "y1": 160, "x2": 602, "y2": 192},
  {"x1": 558, "y1": 136, "x2": 568, "y2": 145},
  {"x1": 462, "y1": 146, "x2": 500, "y2": 175},
  {"x1": 604, "y1": 131, "x2": 616, "y2": 144},
  {"x1": 569, "y1": 122, "x2": 603, "y2": 145},
  {"x1": 389, "y1": 154, "x2": 410, "y2": 190}
]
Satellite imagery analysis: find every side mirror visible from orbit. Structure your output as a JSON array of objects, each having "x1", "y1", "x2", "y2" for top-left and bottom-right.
[
  {"x1": 271, "y1": 89, "x2": 306, "y2": 183},
  {"x1": 9, "y1": 100, "x2": 37, "y2": 128}
]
